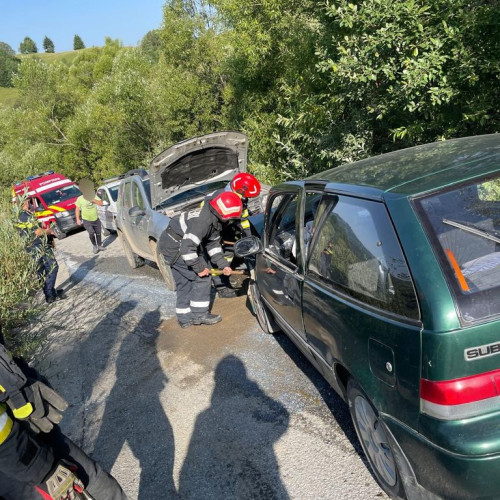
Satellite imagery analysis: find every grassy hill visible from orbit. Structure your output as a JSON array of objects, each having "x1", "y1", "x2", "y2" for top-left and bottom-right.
[
  {"x1": 0, "y1": 87, "x2": 19, "y2": 107},
  {"x1": 18, "y1": 49, "x2": 86, "y2": 65},
  {"x1": 0, "y1": 49, "x2": 92, "y2": 107}
]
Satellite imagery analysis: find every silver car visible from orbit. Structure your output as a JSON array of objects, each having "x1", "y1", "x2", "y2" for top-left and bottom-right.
[{"x1": 96, "y1": 177, "x2": 121, "y2": 234}]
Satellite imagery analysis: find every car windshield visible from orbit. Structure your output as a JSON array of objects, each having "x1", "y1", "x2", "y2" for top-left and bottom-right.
[
  {"x1": 158, "y1": 181, "x2": 228, "y2": 209},
  {"x1": 40, "y1": 184, "x2": 81, "y2": 205},
  {"x1": 415, "y1": 174, "x2": 500, "y2": 323},
  {"x1": 108, "y1": 185, "x2": 119, "y2": 201}
]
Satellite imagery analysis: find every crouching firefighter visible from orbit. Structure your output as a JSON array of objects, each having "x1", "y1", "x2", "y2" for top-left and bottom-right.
[
  {"x1": 0, "y1": 334, "x2": 127, "y2": 500},
  {"x1": 158, "y1": 192, "x2": 243, "y2": 329},
  {"x1": 205, "y1": 173, "x2": 262, "y2": 298}
]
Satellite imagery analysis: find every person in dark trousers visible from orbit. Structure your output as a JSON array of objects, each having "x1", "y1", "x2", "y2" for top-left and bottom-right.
[
  {"x1": 75, "y1": 179, "x2": 107, "y2": 254},
  {"x1": 16, "y1": 200, "x2": 64, "y2": 304},
  {"x1": 0, "y1": 330, "x2": 127, "y2": 500},
  {"x1": 158, "y1": 191, "x2": 243, "y2": 328},
  {"x1": 205, "y1": 172, "x2": 262, "y2": 298}
]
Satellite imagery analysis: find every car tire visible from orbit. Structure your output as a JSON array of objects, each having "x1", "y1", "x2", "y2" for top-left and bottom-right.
[
  {"x1": 248, "y1": 280, "x2": 280, "y2": 334},
  {"x1": 156, "y1": 250, "x2": 176, "y2": 292},
  {"x1": 52, "y1": 224, "x2": 67, "y2": 240},
  {"x1": 119, "y1": 232, "x2": 145, "y2": 269},
  {"x1": 347, "y1": 378, "x2": 407, "y2": 499}
]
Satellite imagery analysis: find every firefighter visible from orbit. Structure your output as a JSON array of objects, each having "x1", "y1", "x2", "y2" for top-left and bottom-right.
[
  {"x1": 16, "y1": 200, "x2": 64, "y2": 304},
  {"x1": 205, "y1": 173, "x2": 262, "y2": 298},
  {"x1": 0, "y1": 331, "x2": 127, "y2": 499},
  {"x1": 158, "y1": 192, "x2": 243, "y2": 328}
]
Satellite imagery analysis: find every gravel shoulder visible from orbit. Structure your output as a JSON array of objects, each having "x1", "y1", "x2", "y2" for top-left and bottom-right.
[{"x1": 30, "y1": 229, "x2": 388, "y2": 500}]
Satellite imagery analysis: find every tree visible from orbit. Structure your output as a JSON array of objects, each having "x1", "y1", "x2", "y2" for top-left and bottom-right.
[
  {"x1": 73, "y1": 35, "x2": 85, "y2": 50},
  {"x1": 0, "y1": 42, "x2": 15, "y2": 57},
  {"x1": 43, "y1": 36, "x2": 55, "y2": 53},
  {"x1": 19, "y1": 37, "x2": 38, "y2": 54}
]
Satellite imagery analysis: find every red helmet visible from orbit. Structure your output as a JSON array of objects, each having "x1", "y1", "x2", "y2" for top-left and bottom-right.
[
  {"x1": 209, "y1": 192, "x2": 243, "y2": 220},
  {"x1": 230, "y1": 172, "x2": 261, "y2": 198}
]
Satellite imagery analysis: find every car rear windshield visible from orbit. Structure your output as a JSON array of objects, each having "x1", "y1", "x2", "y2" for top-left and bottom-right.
[
  {"x1": 40, "y1": 184, "x2": 81, "y2": 205},
  {"x1": 415, "y1": 174, "x2": 500, "y2": 324}
]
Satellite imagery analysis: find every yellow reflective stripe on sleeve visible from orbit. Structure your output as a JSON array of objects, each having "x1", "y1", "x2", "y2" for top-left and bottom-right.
[
  {"x1": 241, "y1": 220, "x2": 250, "y2": 229},
  {"x1": 15, "y1": 222, "x2": 35, "y2": 229},
  {"x1": 0, "y1": 384, "x2": 5, "y2": 392},
  {"x1": 13, "y1": 402, "x2": 33, "y2": 420},
  {"x1": 0, "y1": 405, "x2": 13, "y2": 445},
  {"x1": 242, "y1": 209, "x2": 249, "y2": 218}
]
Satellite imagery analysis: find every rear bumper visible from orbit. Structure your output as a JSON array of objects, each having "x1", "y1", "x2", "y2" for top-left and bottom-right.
[{"x1": 386, "y1": 416, "x2": 500, "y2": 500}]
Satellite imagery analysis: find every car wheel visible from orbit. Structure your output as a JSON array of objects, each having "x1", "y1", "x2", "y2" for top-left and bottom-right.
[
  {"x1": 248, "y1": 280, "x2": 280, "y2": 334},
  {"x1": 150, "y1": 241, "x2": 176, "y2": 291},
  {"x1": 347, "y1": 379, "x2": 406, "y2": 499},
  {"x1": 119, "y1": 232, "x2": 144, "y2": 268},
  {"x1": 52, "y1": 224, "x2": 67, "y2": 240}
]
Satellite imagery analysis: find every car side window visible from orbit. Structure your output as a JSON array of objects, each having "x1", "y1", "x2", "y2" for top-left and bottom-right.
[
  {"x1": 122, "y1": 182, "x2": 132, "y2": 211},
  {"x1": 308, "y1": 196, "x2": 419, "y2": 320},
  {"x1": 132, "y1": 182, "x2": 145, "y2": 209},
  {"x1": 267, "y1": 193, "x2": 299, "y2": 266},
  {"x1": 303, "y1": 192, "x2": 324, "y2": 257},
  {"x1": 99, "y1": 189, "x2": 110, "y2": 204}
]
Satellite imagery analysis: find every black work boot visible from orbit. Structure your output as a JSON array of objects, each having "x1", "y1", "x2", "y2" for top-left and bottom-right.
[{"x1": 193, "y1": 313, "x2": 222, "y2": 325}]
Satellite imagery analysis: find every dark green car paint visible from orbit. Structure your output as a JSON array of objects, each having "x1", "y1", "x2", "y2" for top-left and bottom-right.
[{"x1": 255, "y1": 135, "x2": 500, "y2": 499}]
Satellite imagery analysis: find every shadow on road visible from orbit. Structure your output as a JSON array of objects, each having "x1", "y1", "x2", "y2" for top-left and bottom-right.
[
  {"x1": 273, "y1": 333, "x2": 362, "y2": 455},
  {"x1": 179, "y1": 355, "x2": 290, "y2": 500},
  {"x1": 91, "y1": 307, "x2": 176, "y2": 500},
  {"x1": 56, "y1": 254, "x2": 98, "y2": 294}
]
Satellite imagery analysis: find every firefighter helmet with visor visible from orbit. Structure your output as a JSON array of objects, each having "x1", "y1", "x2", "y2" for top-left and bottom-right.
[{"x1": 209, "y1": 192, "x2": 243, "y2": 221}]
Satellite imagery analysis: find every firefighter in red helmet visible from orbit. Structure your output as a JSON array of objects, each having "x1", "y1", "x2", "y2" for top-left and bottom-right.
[
  {"x1": 203, "y1": 172, "x2": 262, "y2": 298},
  {"x1": 158, "y1": 192, "x2": 243, "y2": 328}
]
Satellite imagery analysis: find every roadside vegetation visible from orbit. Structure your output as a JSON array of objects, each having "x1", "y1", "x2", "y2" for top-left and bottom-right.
[
  {"x1": 0, "y1": 0, "x2": 498, "y2": 340},
  {"x1": 0, "y1": 194, "x2": 43, "y2": 356}
]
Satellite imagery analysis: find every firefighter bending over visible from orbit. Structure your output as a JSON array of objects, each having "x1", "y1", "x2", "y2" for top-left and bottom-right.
[{"x1": 158, "y1": 191, "x2": 243, "y2": 328}]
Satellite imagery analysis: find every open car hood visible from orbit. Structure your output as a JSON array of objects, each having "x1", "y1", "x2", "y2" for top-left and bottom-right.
[{"x1": 149, "y1": 131, "x2": 248, "y2": 209}]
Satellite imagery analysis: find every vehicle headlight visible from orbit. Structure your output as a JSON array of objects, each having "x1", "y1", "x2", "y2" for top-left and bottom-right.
[{"x1": 55, "y1": 211, "x2": 69, "y2": 218}]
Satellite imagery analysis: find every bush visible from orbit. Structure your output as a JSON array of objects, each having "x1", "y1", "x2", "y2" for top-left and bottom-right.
[{"x1": 0, "y1": 193, "x2": 43, "y2": 355}]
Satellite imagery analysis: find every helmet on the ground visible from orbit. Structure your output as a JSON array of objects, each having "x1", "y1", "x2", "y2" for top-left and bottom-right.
[
  {"x1": 209, "y1": 192, "x2": 243, "y2": 220},
  {"x1": 230, "y1": 173, "x2": 261, "y2": 198}
]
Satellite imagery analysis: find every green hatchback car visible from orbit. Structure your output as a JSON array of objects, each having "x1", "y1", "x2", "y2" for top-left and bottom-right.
[{"x1": 237, "y1": 134, "x2": 500, "y2": 499}]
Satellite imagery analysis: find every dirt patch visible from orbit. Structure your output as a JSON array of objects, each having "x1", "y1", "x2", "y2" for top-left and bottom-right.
[{"x1": 157, "y1": 291, "x2": 257, "y2": 367}]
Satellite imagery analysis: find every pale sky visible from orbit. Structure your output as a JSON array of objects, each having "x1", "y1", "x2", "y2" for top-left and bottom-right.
[{"x1": 0, "y1": 0, "x2": 166, "y2": 53}]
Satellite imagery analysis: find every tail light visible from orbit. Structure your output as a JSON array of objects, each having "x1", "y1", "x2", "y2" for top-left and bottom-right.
[{"x1": 421, "y1": 368, "x2": 500, "y2": 420}]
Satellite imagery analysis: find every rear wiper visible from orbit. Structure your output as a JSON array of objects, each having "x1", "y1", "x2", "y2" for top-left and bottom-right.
[{"x1": 443, "y1": 219, "x2": 500, "y2": 244}]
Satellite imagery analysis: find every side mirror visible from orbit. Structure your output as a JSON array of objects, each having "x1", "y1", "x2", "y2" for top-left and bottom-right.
[
  {"x1": 234, "y1": 235, "x2": 263, "y2": 257},
  {"x1": 129, "y1": 205, "x2": 145, "y2": 217}
]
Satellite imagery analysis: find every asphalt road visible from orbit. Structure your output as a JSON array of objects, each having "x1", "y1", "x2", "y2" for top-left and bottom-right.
[{"x1": 35, "y1": 227, "x2": 388, "y2": 500}]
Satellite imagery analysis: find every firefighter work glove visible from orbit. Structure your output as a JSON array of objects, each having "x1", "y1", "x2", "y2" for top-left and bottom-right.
[
  {"x1": 39, "y1": 461, "x2": 91, "y2": 500},
  {"x1": 7, "y1": 379, "x2": 68, "y2": 433}
]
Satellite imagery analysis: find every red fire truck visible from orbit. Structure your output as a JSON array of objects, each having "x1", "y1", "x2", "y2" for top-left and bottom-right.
[{"x1": 13, "y1": 171, "x2": 81, "y2": 239}]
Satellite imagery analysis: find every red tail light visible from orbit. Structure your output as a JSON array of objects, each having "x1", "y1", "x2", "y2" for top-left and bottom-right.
[{"x1": 421, "y1": 368, "x2": 500, "y2": 420}]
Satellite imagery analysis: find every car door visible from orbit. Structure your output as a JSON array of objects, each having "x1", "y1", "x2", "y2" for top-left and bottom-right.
[
  {"x1": 97, "y1": 187, "x2": 113, "y2": 230},
  {"x1": 302, "y1": 193, "x2": 422, "y2": 425},
  {"x1": 127, "y1": 180, "x2": 151, "y2": 257},
  {"x1": 257, "y1": 188, "x2": 301, "y2": 340}
]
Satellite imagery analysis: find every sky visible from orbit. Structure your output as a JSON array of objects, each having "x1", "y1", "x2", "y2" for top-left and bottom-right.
[{"x1": 0, "y1": 0, "x2": 166, "y2": 53}]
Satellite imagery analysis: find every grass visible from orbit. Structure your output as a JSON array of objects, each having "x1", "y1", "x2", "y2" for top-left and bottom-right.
[
  {"x1": 0, "y1": 87, "x2": 19, "y2": 107},
  {"x1": 18, "y1": 49, "x2": 83, "y2": 65}
]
